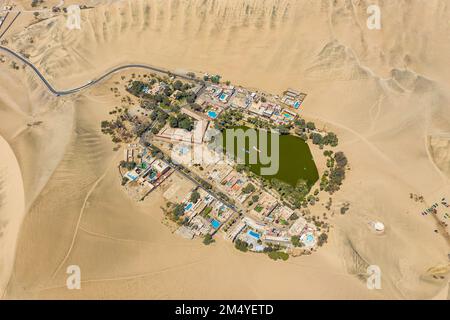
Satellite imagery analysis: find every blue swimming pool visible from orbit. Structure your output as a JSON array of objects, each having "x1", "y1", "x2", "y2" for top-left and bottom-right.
[
  {"x1": 301, "y1": 233, "x2": 315, "y2": 246},
  {"x1": 219, "y1": 93, "x2": 228, "y2": 101},
  {"x1": 211, "y1": 219, "x2": 221, "y2": 229},
  {"x1": 126, "y1": 172, "x2": 138, "y2": 181},
  {"x1": 207, "y1": 110, "x2": 218, "y2": 119},
  {"x1": 283, "y1": 113, "x2": 293, "y2": 119},
  {"x1": 247, "y1": 230, "x2": 260, "y2": 240},
  {"x1": 184, "y1": 202, "x2": 193, "y2": 212},
  {"x1": 293, "y1": 101, "x2": 300, "y2": 109}
]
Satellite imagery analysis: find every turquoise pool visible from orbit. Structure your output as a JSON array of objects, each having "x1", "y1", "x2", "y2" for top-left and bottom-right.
[
  {"x1": 207, "y1": 110, "x2": 218, "y2": 119},
  {"x1": 294, "y1": 101, "x2": 300, "y2": 109},
  {"x1": 126, "y1": 172, "x2": 138, "y2": 181},
  {"x1": 219, "y1": 93, "x2": 228, "y2": 102},
  {"x1": 247, "y1": 230, "x2": 260, "y2": 240},
  {"x1": 184, "y1": 202, "x2": 193, "y2": 212},
  {"x1": 301, "y1": 233, "x2": 315, "y2": 246},
  {"x1": 211, "y1": 219, "x2": 221, "y2": 229}
]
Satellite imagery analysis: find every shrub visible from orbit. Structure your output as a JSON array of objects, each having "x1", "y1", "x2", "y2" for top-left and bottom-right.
[
  {"x1": 203, "y1": 234, "x2": 215, "y2": 245},
  {"x1": 242, "y1": 183, "x2": 256, "y2": 194},
  {"x1": 190, "y1": 190, "x2": 201, "y2": 203},
  {"x1": 268, "y1": 251, "x2": 289, "y2": 261},
  {"x1": 234, "y1": 239, "x2": 249, "y2": 252}
]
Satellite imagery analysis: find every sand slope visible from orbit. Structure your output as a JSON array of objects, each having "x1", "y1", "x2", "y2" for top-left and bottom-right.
[{"x1": 0, "y1": 135, "x2": 25, "y2": 297}]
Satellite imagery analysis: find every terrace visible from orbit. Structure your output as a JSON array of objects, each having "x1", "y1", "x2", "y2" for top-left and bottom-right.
[
  {"x1": 281, "y1": 88, "x2": 307, "y2": 109},
  {"x1": 250, "y1": 191, "x2": 278, "y2": 219}
]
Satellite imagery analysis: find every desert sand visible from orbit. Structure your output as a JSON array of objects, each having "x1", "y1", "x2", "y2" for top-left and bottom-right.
[
  {"x1": 0, "y1": 135, "x2": 25, "y2": 297},
  {"x1": 0, "y1": 0, "x2": 449, "y2": 299}
]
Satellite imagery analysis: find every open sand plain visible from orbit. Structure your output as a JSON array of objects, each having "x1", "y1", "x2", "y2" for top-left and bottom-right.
[{"x1": 0, "y1": 0, "x2": 449, "y2": 299}]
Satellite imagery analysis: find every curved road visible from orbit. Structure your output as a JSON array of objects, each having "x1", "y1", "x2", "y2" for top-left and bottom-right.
[{"x1": 0, "y1": 45, "x2": 201, "y2": 96}]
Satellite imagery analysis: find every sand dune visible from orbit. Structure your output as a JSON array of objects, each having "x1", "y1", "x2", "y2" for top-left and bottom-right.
[
  {"x1": 0, "y1": 135, "x2": 25, "y2": 297},
  {"x1": 0, "y1": 0, "x2": 449, "y2": 299}
]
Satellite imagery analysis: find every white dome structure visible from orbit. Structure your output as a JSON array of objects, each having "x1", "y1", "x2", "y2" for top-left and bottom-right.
[{"x1": 370, "y1": 221, "x2": 385, "y2": 233}]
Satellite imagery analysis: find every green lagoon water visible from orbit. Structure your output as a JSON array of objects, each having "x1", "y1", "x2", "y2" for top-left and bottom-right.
[{"x1": 221, "y1": 126, "x2": 319, "y2": 187}]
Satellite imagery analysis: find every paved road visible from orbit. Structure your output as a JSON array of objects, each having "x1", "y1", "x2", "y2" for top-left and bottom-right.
[{"x1": 0, "y1": 45, "x2": 202, "y2": 96}]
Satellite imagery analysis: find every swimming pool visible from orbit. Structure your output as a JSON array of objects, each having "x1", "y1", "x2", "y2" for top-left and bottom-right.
[
  {"x1": 219, "y1": 93, "x2": 228, "y2": 102},
  {"x1": 211, "y1": 219, "x2": 221, "y2": 229},
  {"x1": 148, "y1": 171, "x2": 157, "y2": 181},
  {"x1": 247, "y1": 230, "x2": 260, "y2": 240},
  {"x1": 301, "y1": 233, "x2": 316, "y2": 247},
  {"x1": 283, "y1": 113, "x2": 293, "y2": 119},
  {"x1": 184, "y1": 202, "x2": 194, "y2": 212},
  {"x1": 207, "y1": 110, "x2": 218, "y2": 119},
  {"x1": 126, "y1": 172, "x2": 138, "y2": 181},
  {"x1": 293, "y1": 101, "x2": 300, "y2": 109}
]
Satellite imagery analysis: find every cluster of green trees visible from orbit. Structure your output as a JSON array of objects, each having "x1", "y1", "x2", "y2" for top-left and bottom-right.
[
  {"x1": 291, "y1": 236, "x2": 304, "y2": 247},
  {"x1": 128, "y1": 77, "x2": 196, "y2": 111},
  {"x1": 309, "y1": 132, "x2": 339, "y2": 148},
  {"x1": 215, "y1": 109, "x2": 244, "y2": 131},
  {"x1": 268, "y1": 178, "x2": 310, "y2": 209},
  {"x1": 189, "y1": 103, "x2": 203, "y2": 112},
  {"x1": 317, "y1": 233, "x2": 328, "y2": 247},
  {"x1": 246, "y1": 117, "x2": 273, "y2": 130},
  {"x1": 320, "y1": 151, "x2": 348, "y2": 194},
  {"x1": 276, "y1": 124, "x2": 292, "y2": 135},
  {"x1": 173, "y1": 91, "x2": 196, "y2": 102},
  {"x1": 101, "y1": 118, "x2": 131, "y2": 143},
  {"x1": 170, "y1": 203, "x2": 188, "y2": 225},
  {"x1": 234, "y1": 239, "x2": 249, "y2": 252},
  {"x1": 172, "y1": 80, "x2": 192, "y2": 92},
  {"x1": 101, "y1": 120, "x2": 115, "y2": 135},
  {"x1": 294, "y1": 118, "x2": 339, "y2": 147},
  {"x1": 120, "y1": 160, "x2": 137, "y2": 171},
  {"x1": 190, "y1": 190, "x2": 201, "y2": 203},
  {"x1": 242, "y1": 183, "x2": 256, "y2": 194},
  {"x1": 126, "y1": 78, "x2": 199, "y2": 135},
  {"x1": 169, "y1": 113, "x2": 194, "y2": 131},
  {"x1": 203, "y1": 74, "x2": 221, "y2": 84},
  {"x1": 267, "y1": 251, "x2": 289, "y2": 261},
  {"x1": 149, "y1": 108, "x2": 169, "y2": 134},
  {"x1": 127, "y1": 80, "x2": 147, "y2": 97},
  {"x1": 295, "y1": 119, "x2": 316, "y2": 131},
  {"x1": 31, "y1": 0, "x2": 44, "y2": 8},
  {"x1": 202, "y1": 206, "x2": 213, "y2": 218},
  {"x1": 236, "y1": 164, "x2": 250, "y2": 174},
  {"x1": 144, "y1": 105, "x2": 173, "y2": 134},
  {"x1": 151, "y1": 93, "x2": 172, "y2": 107},
  {"x1": 203, "y1": 234, "x2": 215, "y2": 245}
]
